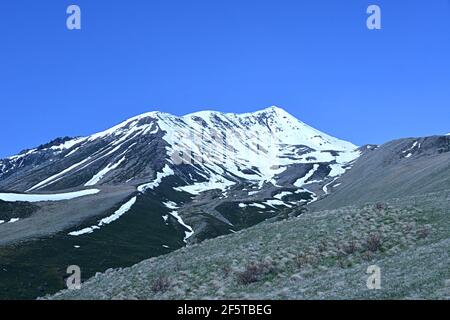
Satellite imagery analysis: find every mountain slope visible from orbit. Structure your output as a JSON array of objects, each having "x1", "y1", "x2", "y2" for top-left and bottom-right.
[
  {"x1": 46, "y1": 189, "x2": 450, "y2": 300},
  {"x1": 0, "y1": 106, "x2": 360, "y2": 244},
  {"x1": 310, "y1": 135, "x2": 450, "y2": 211}
]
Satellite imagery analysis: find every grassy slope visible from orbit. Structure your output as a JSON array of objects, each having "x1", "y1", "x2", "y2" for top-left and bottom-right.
[
  {"x1": 0, "y1": 200, "x2": 38, "y2": 221},
  {"x1": 48, "y1": 190, "x2": 450, "y2": 300}
]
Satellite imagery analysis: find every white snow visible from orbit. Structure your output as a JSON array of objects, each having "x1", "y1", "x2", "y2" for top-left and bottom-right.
[
  {"x1": 402, "y1": 140, "x2": 419, "y2": 156},
  {"x1": 68, "y1": 226, "x2": 99, "y2": 236},
  {"x1": 65, "y1": 147, "x2": 81, "y2": 158},
  {"x1": 50, "y1": 138, "x2": 86, "y2": 152},
  {"x1": 27, "y1": 157, "x2": 93, "y2": 191},
  {"x1": 8, "y1": 218, "x2": 20, "y2": 223},
  {"x1": 85, "y1": 156, "x2": 126, "y2": 186},
  {"x1": 27, "y1": 139, "x2": 137, "y2": 191},
  {"x1": 328, "y1": 163, "x2": 347, "y2": 177},
  {"x1": 264, "y1": 199, "x2": 292, "y2": 208},
  {"x1": 273, "y1": 191, "x2": 293, "y2": 200},
  {"x1": 98, "y1": 197, "x2": 137, "y2": 226},
  {"x1": 163, "y1": 201, "x2": 178, "y2": 210},
  {"x1": 174, "y1": 172, "x2": 235, "y2": 195},
  {"x1": 169, "y1": 211, "x2": 194, "y2": 242},
  {"x1": 8, "y1": 149, "x2": 37, "y2": 161},
  {"x1": 323, "y1": 177, "x2": 340, "y2": 194},
  {"x1": 294, "y1": 164, "x2": 319, "y2": 187},
  {"x1": 138, "y1": 165, "x2": 174, "y2": 193},
  {"x1": 155, "y1": 106, "x2": 359, "y2": 198},
  {"x1": 69, "y1": 196, "x2": 137, "y2": 236},
  {"x1": 249, "y1": 203, "x2": 266, "y2": 209},
  {"x1": 0, "y1": 189, "x2": 100, "y2": 203}
]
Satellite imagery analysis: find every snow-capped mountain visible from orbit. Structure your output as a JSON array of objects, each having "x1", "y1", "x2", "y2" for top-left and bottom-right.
[
  {"x1": 2, "y1": 106, "x2": 449, "y2": 301},
  {"x1": 0, "y1": 106, "x2": 358, "y2": 192},
  {"x1": 0, "y1": 106, "x2": 360, "y2": 243}
]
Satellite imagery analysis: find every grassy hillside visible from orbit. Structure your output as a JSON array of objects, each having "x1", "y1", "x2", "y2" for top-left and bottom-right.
[
  {"x1": 47, "y1": 190, "x2": 450, "y2": 300},
  {"x1": 0, "y1": 200, "x2": 38, "y2": 221}
]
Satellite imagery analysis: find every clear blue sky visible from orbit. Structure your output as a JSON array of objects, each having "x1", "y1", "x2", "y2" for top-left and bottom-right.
[{"x1": 1, "y1": 0, "x2": 449, "y2": 158}]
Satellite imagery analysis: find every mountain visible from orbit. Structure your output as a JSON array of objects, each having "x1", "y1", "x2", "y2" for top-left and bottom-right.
[
  {"x1": 1, "y1": 106, "x2": 449, "y2": 300},
  {"x1": 0, "y1": 106, "x2": 360, "y2": 245},
  {"x1": 0, "y1": 106, "x2": 358, "y2": 192}
]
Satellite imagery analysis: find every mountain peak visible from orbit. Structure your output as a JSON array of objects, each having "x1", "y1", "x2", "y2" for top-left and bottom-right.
[{"x1": 261, "y1": 105, "x2": 286, "y2": 113}]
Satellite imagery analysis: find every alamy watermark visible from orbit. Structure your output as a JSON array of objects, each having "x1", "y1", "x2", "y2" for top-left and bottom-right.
[
  {"x1": 66, "y1": 265, "x2": 81, "y2": 290},
  {"x1": 367, "y1": 5, "x2": 382, "y2": 30},
  {"x1": 168, "y1": 118, "x2": 282, "y2": 170},
  {"x1": 366, "y1": 265, "x2": 382, "y2": 290},
  {"x1": 66, "y1": 5, "x2": 381, "y2": 31},
  {"x1": 66, "y1": 5, "x2": 81, "y2": 30}
]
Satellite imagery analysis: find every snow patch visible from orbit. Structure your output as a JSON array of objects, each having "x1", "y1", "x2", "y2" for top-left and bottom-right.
[
  {"x1": 169, "y1": 211, "x2": 194, "y2": 242},
  {"x1": 69, "y1": 197, "x2": 137, "y2": 236},
  {"x1": 174, "y1": 172, "x2": 235, "y2": 195},
  {"x1": 163, "y1": 201, "x2": 178, "y2": 210},
  {"x1": 138, "y1": 165, "x2": 174, "y2": 193},
  {"x1": 249, "y1": 203, "x2": 266, "y2": 209},
  {"x1": 273, "y1": 191, "x2": 293, "y2": 200},
  {"x1": 294, "y1": 164, "x2": 319, "y2": 187},
  {"x1": 0, "y1": 189, "x2": 100, "y2": 203},
  {"x1": 85, "y1": 156, "x2": 126, "y2": 186},
  {"x1": 264, "y1": 199, "x2": 292, "y2": 208}
]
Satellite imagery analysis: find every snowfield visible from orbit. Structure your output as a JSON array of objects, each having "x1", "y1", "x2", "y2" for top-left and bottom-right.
[{"x1": 0, "y1": 189, "x2": 100, "y2": 203}]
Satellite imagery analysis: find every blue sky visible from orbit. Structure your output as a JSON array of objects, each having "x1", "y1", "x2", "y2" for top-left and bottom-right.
[{"x1": 0, "y1": 0, "x2": 449, "y2": 158}]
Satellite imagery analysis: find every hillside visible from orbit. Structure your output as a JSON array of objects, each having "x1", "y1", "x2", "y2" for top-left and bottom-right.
[{"x1": 47, "y1": 190, "x2": 450, "y2": 300}]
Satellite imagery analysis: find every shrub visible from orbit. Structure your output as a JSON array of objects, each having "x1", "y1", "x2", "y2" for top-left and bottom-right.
[
  {"x1": 375, "y1": 202, "x2": 386, "y2": 211},
  {"x1": 366, "y1": 233, "x2": 382, "y2": 252},
  {"x1": 222, "y1": 265, "x2": 232, "y2": 278},
  {"x1": 294, "y1": 253, "x2": 317, "y2": 268},
  {"x1": 416, "y1": 227, "x2": 431, "y2": 239},
  {"x1": 341, "y1": 240, "x2": 357, "y2": 255},
  {"x1": 318, "y1": 240, "x2": 328, "y2": 253},
  {"x1": 337, "y1": 258, "x2": 352, "y2": 269},
  {"x1": 236, "y1": 262, "x2": 273, "y2": 285},
  {"x1": 151, "y1": 276, "x2": 171, "y2": 293},
  {"x1": 362, "y1": 250, "x2": 374, "y2": 261}
]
